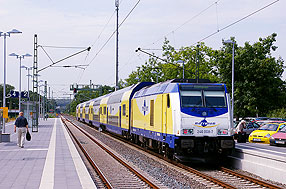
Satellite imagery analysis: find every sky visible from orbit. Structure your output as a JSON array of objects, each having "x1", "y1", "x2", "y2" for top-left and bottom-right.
[{"x1": 0, "y1": 0, "x2": 285, "y2": 99}]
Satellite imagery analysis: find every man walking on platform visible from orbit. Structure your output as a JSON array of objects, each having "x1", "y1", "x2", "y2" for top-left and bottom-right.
[{"x1": 14, "y1": 112, "x2": 29, "y2": 148}]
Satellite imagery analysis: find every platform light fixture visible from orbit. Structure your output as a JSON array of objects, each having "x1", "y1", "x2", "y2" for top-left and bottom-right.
[
  {"x1": 21, "y1": 65, "x2": 33, "y2": 123},
  {"x1": 0, "y1": 29, "x2": 22, "y2": 134},
  {"x1": 9, "y1": 53, "x2": 32, "y2": 113}
]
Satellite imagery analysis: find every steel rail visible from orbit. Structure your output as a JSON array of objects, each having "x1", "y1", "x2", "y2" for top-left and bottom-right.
[
  {"x1": 64, "y1": 115, "x2": 235, "y2": 188},
  {"x1": 220, "y1": 167, "x2": 283, "y2": 189},
  {"x1": 63, "y1": 116, "x2": 160, "y2": 189},
  {"x1": 98, "y1": 122, "x2": 280, "y2": 189},
  {"x1": 61, "y1": 117, "x2": 113, "y2": 189},
  {"x1": 64, "y1": 115, "x2": 285, "y2": 189}
]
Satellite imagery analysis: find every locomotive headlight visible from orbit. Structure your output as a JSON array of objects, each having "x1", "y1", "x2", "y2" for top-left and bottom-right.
[
  {"x1": 264, "y1": 134, "x2": 271, "y2": 138},
  {"x1": 183, "y1": 129, "x2": 188, "y2": 134},
  {"x1": 218, "y1": 129, "x2": 228, "y2": 135},
  {"x1": 182, "y1": 129, "x2": 193, "y2": 135}
]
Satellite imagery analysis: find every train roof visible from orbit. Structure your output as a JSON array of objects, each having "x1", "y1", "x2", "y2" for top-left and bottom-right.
[
  {"x1": 107, "y1": 82, "x2": 154, "y2": 104},
  {"x1": 133, "y1": 79, "x2": 226, "y2": 98},
  {"x1": 76, "y1": 82, "x2": 154, "y2": 107}
]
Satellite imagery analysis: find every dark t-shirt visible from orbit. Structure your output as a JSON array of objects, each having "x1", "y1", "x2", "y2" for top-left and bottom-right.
[{"x1": 14, "y1": 116, "x2": 28, "y2": 127}]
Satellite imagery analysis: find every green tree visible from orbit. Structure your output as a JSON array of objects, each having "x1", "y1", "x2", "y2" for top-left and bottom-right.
[
  {"x1": 214, "y1": 33, "x2": 285, "y2": 118},
  {"x1": 125, "y1": 39, "x2": 218, "y2": 86},
  {"x1": 0, "y1": 84, "x2": 19, "y2": 109},
  {"x1": 124, "y1": 34, "x2": 285, "y2": 119}
]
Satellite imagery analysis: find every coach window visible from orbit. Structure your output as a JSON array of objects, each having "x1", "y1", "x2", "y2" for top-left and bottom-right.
[
  {"x1": 150, "y1": 100, "x2": 154, "y2": 126},
  {"x1": 123, "y1": 104, "x2": 126, "y2": 116},
  {"x1": 104, "y1": 107, "x2": 106, "y2": 115},
  {"x1": 100, "y1": 107, "x2": 102, "y2": 115}
]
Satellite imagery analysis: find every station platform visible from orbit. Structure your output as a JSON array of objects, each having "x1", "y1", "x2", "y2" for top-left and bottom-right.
[
  {"x1": 231, "y1": 142, "x2": 286, "y2": 184},
  {"x1": 0, "y1": 118, "x2": 96, "y2": 189},
  {"x1": 236, "y1": 142, "x2": 286, "y2": 156}
]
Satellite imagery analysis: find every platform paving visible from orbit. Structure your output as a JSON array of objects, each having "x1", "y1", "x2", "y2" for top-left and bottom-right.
[{"x1": 0, "y1": 118, "x2": 96, "y2": 189}]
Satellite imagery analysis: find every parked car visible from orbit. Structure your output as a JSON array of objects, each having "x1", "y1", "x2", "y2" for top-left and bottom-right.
[
  {"x1": 234, "y1": 121, "x2": 260, "y2": 140},
  {"x1": 256, "y1": 120, "x2": 285, "y2": 126},
  {"x1": 268, "y1": 117, "x2": 284, "y2": 121},
  {"x1": 249, "y1": 122, "x2": 286, "y2": 144},
  {"x1": 253, "y1": 117, "x2": 269, "y2": 121},
  {"x1": 270, "y1": 126, "x2": 286, "y2": 146}
]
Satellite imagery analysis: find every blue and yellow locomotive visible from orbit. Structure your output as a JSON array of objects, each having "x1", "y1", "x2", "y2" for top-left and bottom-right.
[{"x1": 76, "y1": 79, "x2": 234, "y2": 160}]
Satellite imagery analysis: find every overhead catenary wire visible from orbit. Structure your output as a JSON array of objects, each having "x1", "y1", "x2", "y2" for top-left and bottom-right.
[
  {"x1": 90, "y1": 10, "x2": 116, "y2": 48},
  {"x1": 38, "y1": 47, "x2": 91, "y2": 73},
  {"x1": 39, "y1": 45, "x2": 87, "y2": 49},
  {"x1": 89, "y1": 0, "x2": 124, "y2": 54},
  {"x1": 191, "y1": 0, "x2": 280, "y2": 46},
  {"x1": 77, "y1": 0, "x2": 141, "y2": 84},
  {"x1": 51, "y1": 65, "x2": 88, "y2": 70},
  {"x1": 216, "y1": 1, "x2": 219, "y2": 32},
  {"x1": 144, "y1": 0, "x2": 221, "y2": 48},
  {"x1": 87, "y1": 0, "x2": 141, "y2": 67},
  {"x1": 39, "y1": 45, "x2": 55, "y2": 64},
  {"x1": 135, "y1": 1, "x2": 279, "y2": 78},
  {"x1": 140, "y1": 0, "x2": 279, "y2": 51}
]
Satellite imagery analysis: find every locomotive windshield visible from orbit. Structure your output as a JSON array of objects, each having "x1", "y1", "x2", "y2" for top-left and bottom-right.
[
  {"x1": 204, "y1": 91, "x2": 226, "y2": 108},
  {"x1": 180, "y1": 85, "x2": 226, "y2": 108},
  {"x1": 181, "y1": 90, "x2": 203, "y2": 107}
]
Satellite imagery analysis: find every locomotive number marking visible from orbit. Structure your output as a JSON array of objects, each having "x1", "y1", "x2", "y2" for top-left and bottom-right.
[{"x1": 197, "y1": 130, "x2": 213, "y2": 134}]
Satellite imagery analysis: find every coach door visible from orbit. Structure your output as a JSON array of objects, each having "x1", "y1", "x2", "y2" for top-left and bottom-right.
[
  {"x1": 162, "y1": 94, "x2": 170, "y2": 134},
  {"x1": 99, "y1": 107, "x2": 101, "y2": 123},
  {"x1": 119, "y1": 106, "x2": 122, "y2": 128},
  {"x1": 107, "y1": 107, "x2": 109, "y2": 124}
]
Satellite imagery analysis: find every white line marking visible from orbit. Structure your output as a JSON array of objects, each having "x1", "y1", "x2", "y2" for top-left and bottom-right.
[
  {"x1": 0, "y1": 148, "x2": 48, "y2": 152},
  {"x1": 39, "y1": 118, "x2": 57, "y2": 189},
  {"x1": 236, "y1": 144, "x2": 286, "y2": 156},
  {"x1": 61, "y1": 119, "x2": 97, "y2": 189},
  {"x1": 27, "y1": 148, "x2": 49, "y2": 151}
]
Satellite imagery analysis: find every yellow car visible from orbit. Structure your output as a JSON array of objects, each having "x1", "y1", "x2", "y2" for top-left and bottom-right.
[{"x1": 248, "y1": 122, "x2": 286, "y2": 144}]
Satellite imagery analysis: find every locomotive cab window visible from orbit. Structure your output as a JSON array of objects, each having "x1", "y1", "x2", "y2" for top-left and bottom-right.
[
  {"x1": 180, "y1": 90, "x2": 203, "y2": 107},
  {"x1": 204, "y1": 91, "x2": 226, "y2": 108},
  {"x1": 180, "y1": 85, "x2": 226, "y2": 108}
]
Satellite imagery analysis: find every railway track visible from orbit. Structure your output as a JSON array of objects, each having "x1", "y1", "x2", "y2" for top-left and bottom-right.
[
  {"x1": 61, "y1": 116, "x2": 163, "y2": 189},
  {"x1": 200, "y1": 167, "x2": 283, "y2": 189},
  {"x1": 62, "y1": 115, "x2": 283, "y2": 189}
]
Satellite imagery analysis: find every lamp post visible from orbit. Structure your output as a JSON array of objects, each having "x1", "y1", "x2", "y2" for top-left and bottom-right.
[
  {"x1": 0, "y1": 29, "x2": 22, "y2": 133},
  {"x1": 224, "y1": 39, "x2": 235, "y2": 119},
  {"x1": 21, "y1": 66, "x2": 33, "y2": 122},
  {"x1": 9, "y1": 53, "x2": 32, "y2": 113},
  {"x1": 177, "y1": 60, "x2": 185, "y2": 79}
]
